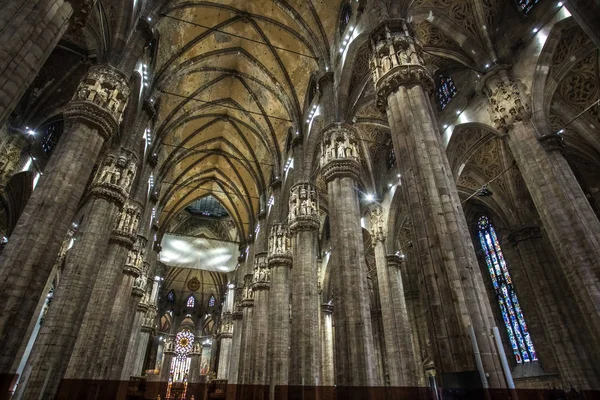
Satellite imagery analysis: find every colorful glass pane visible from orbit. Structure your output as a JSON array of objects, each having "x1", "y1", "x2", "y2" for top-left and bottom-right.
[
  {"x1": 208, "y1": 295, "x2": 216, "y2": 308},
  {"x1": 186, "y1": 296, "x2": 195, "y2": 308},
  {"x1": 517, "y1": 0, "x2": 538, "y2": 13},
  {"x1": 167, "y1": 290, "x2": 175, "y2": 302},
  {"x1": 478, "y1": 216, "x2": 537, "y2": 364},
  {"x1": 436, "y1": 76, "x2": 457, "y2": 110},
  {"x1": 175, "y1": 329, "x2": 195, "y2": 358}
]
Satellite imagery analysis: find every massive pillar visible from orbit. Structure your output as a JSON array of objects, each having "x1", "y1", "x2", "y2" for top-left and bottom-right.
[
  {"x1": 18, "y1": 149, "x2": 137, "y2": 400},
  {"x1": 249, "y1": 252, "x2": 270, "y2": 385},
  {"x1": 128, "y1": 277, "x2": 160, "y2": 378},
  {"x1": 227, "y1": 279, "x2": 244, "y2": 385},
  {"x1": 481, "y1": 67, "x2": 600, "y2": 387},
  {"x1": 0, "y1": 0, "x2": 73, "y2": 126},
  {"x1": 370, "y1": 20, "x2": 505, "y2": 388},
  {"x1": 369, "y1": 207, "x2": 416, "y2": 387},
  {"x1": 319, "y1": 303, "x2": 335, "y2": 387},
  {"x1": 319, "y1": 124, "x2": 377, "y2": 387},
  {"x1": 237, "y1": 273, "x2": 255, "y2": 386},
  {"x1": 266, "y1": 224, "x2": 292, "y2": 395},
  {"x1": 65, "y1": 201, "x2": 142, "y2": 379},
  {"x1": 217, "y1": 316, "x2": 234, "y2": 380},
  {"x1": 288, "y1": 182, "x2": 321, "y2": 388},
  {"x1": 0, "y1": 66, "x2": 130, "y2": 392}
]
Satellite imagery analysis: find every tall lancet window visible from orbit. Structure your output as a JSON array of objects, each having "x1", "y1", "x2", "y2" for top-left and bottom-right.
[
  {"x1": 517, "y1": 0, "x2": 538, "y2": 14},
  {"x1": 478, "y1": 216, "x2": 537, "y2": 364},
  {"x1": 208, "y1": 295, "x2": 216, "y2": 308},
  {"x1": 186, "y1": 295, "x2": 195, "y2": 308}
]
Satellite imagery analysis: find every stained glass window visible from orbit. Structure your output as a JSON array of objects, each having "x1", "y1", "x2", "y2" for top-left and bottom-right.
[
  {"x1": 387, "y1": 146, "x2": 396, "y2": 170},
  {"x1": 478, "y1": 216, "x2": 537, "y2": 364},
  {"x1": 517, "y1": 0, "x2": 538, "y2": 13},
  {"x1": 436, "y1": 76, "x2": 457, "y2": 110},
  {"x1": 41, "y1": 120, "x2": 63, "y2": 156},
  {"x1": 208, "y1": 295, "x2": 216, "y2": 308},
  {"x1": 167, "y1": 290, "x2": 175, "y2": 302},
  {"x1": 340, "y1": 4, "x2": 352, "y2": 34},
  {"x1": 186, "y1": 295, "x2": 195, "y2": 308}
]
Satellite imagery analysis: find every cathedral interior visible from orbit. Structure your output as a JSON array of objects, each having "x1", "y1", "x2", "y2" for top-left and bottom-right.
[{"x1": 1, "y1": 0, "x2": 600, "y2": 399}]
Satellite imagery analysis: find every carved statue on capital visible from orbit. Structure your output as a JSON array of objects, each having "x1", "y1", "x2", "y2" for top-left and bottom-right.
[
  {"x1": 0, "y1": 130, "x2": 25, "y2": 189},
  {"x1": 288, "y1": 182, "x2": 319, "y2": 232},
  {"x1": 112, "y1": 201, "x2": 143, "y2": 248},
  {"x1": 67, "y1": 65, "x2": 131, "y2": 139},
  {"x1": 132, "y1": 274, "x2": 147, "y2": 298},
  {"x1": 142, "y1": 305, "x2": 158, "y2": 332},
  {"x1": 370, "y1": 206, "x2": 386, "y2": 243},
  {"x1": 252, "y1": 253, "x2": 270, "y2": 290},
  {"x1": 482, "y1": 68, "x2": 530, "y2": 133},
  {"x1": 319, "y1": 124, "x2": 361, "y2": 182},
  {"x1": 91, "y1": 151, "x2": 138, "y2": 205},
  {"x1": 164, "y1": 335, "x2": 176, "y2": 354},
  {"x1": 241, "y1": 274, "x2": 254, "y2": 306},
  {"x1": 268, "y1": 223, "x2": 292, "y2": 264},
  {"x1": 369, "y1": 19, "x2": 434, "y2": 109}
]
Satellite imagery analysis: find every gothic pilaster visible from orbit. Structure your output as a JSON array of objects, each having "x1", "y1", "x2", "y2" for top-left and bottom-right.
[
  {"x1": 237, "y1": 273, "x2": 255, "y2": 386},
  {"x1": 266, "y1": 224, "x2": 292, "y2": 394},
  {"x1": 0, "y1": 66, "x2": 131, "y2": 392},
  {"x1": 217, "y1": 314, "x2": 234, "y2": 380},
  {"x1": 319, "y1": 303, "x2": 335, "y2": 387},
  {"x1": 320, "y1": 123, "x2": 378, "y2": 388},
  {"x1": 288, "y1": 182, "x2": 321, "y2": 387},
  {"x1": 249, "y1": 252, "x2": 270, "y2": 385},
  {"x1": 482, "y1": 67, "x2": 600, "y2": 389},
  {"x1": 370, "y1": 20, "x2": 505, "y2": 388}
]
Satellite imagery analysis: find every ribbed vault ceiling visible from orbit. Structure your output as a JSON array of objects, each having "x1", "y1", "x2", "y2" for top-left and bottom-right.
[{"x1": 152, "y1": 0, "x2": 343, "y2": 240}]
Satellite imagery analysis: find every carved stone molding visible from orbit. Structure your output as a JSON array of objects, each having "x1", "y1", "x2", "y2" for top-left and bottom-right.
[
  {"x1": 321, "y1": 303, "x2": 334, "y2": 314},
  {"x1": 268, "y1": 223, "x2": 292, "y2": 266},
  {"x1": 111, "y1": 201, "x2": 143, "y2": 248},
  {"x1": 320, "y1": 123, "x2": 361, "y2": 182},
  {"x1": 163, "y1": 335, "x2": 176, "y2": 355},
  {"x1": 507, "y1": 226, "x2": 542, "y2": 244},
  {"x1": 540, "y1": 134, "x2": 565, "y2": 154},
  {"x1": 252, "y1": 252, "x2": 270, "y2": 290},
  {"x1": 90, "y1": 151, "x2": 137, "y2": 205},
  {"x1": 386, "y1": 254, "x2": 404, "y2": 268},
  {"x1": 482, "y1": 68, "x2": 530, "y2": 133},
  {"x1": 65, "y1": 64, "x2": 131, "y2": 140},
  {"x1": 370, "y1": 19, "x2": 434, "y2": 110},
  {"x1": 141, "y1": 305, "x2": 157, "y2": 332},
  {"x1": 370, "y1": 206, "x2": 386, "y2": 243},
  {"x1": 132, "y1": 275, "x2": 147, "y2": 297},
  {"x1": 217, "y1": 319, "x2": 234, "y2": 339},
  {"x1": 289, "y1": 182, "x2": 319, "y2": 232},
  {"x1": 123, "y1": 235, "x2": 147, "y2": 277},
  {"x1": 241, "y1": 274, "x2": 254, "y2": 306}
]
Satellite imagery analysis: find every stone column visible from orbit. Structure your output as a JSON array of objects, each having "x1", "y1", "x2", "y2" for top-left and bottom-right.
[
  {"x1": 319, "y1": 124, "x2": 377, "y2": 387},
  {"x1": 130, "y1": 277, "x2": 160, "y2": 377},
  {"x1": 65, "y1": 201, "x2": 142, "y2": 379},
  {"x1": 288, "y1": 182, "x2": 321, "y2": 388},
  {"x1": 266, "y1": 224, "x2": 292, "y2": 396},
  {"x1": 17, "y1": 150, "x2": 137, "y2": 400},
  {"x1": 160, "y1": 336, "x2": 175, "y2": 382},
  {"x1": 217, "y1": 317, "x2": 234, "y2": 380},
  {"x1": 188, "y1": 340, "x2": 202, "y2": 384},
  {"x1": 370, "y1": 20, "x2": 505, "y2": 388},
  {"x1": 249, "y1": 252, "x2": 270, "y2": 385},
  {"x1": 0, "y1": 0, "x2": 73, "y2": 126},
  {"x1": 482, "y1": 68, "x2": 600, "y2": 387},
  {"x1": 227, "y1": 285, "x2": 244, "y2": 385},
  {"x1": 237, "y1": 273, "x2": 255, "y2": 386},
  {"x1": 319, "y1": 303, "x2": 335, "y2": 387},
  {"x1": 369, "y1": 206, "x2": 415, "y2": 387},
  {"x1": 121, "y1": 295, "x2": 150, "y2": 380},
  {"x1": 0, "y1": 65, "x2": 130, "y2": 391},
  {"x1": 508, "y1": 226, "x2": 599, "y2": 387}
]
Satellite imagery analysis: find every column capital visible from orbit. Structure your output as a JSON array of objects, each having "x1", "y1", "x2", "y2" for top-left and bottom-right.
[
  {"x1": 507, "y1": 226, "x2": 542, "y2": 244},
  {"x1": 370, "y1": 205, "x2": 386, "y2": 243},
  {"x1": 251, "y1": 252, "x2": 270, "y2": 290},
  {"x1": 369, "y1": 19, "x2": 434, "y2": 110},
  {"x1": 386, "y1": 253, "x2": 405, "y2": 267},
  {"x1": 90, "y1": 150, "x2": 138, "y2": 206},
  {"x1": 289, "y1": 182, "x2": 320, "y2": 232},
  {"x1": 320, "y1": 123, "x2": 362, "y2": 182},
  {"x1": 123, "y1": 235, "x2": 147, "y2": 277},
  {"x1": 132, "y1": 275, "x2": 147, "y2": 298},
  {"x1": 481, "y1": 67, "x2": 531, "y2": 134},
  {"x1": 111, "y1": 200, "x2": 143, "y2": 249},
  {"x1": 241, "y1": 274, "x2": 255, "y2": 306},
  {"x1": 268, "y1": 223, "x2": 293, "y2": 266},
  {"x1": 539, "y1": 134, "x2": 565, "y2": 154},
  {"x1": 64, "y1": 64, "x2": 131, "y2": 140},
  {"x1": 142, "y1": 305, "x2": 157, "y2": 332}
]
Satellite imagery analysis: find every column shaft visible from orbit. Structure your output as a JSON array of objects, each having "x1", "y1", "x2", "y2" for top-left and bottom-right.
[
  {"x1": 217, "y1": 336, "x2": 233, "y2": 379},
  {"x1": 319, "y1": 305, "x2": 334, "y2": 386},
  {"x1": 267, "y1": 264, "x2": 290, "y2": 390}
]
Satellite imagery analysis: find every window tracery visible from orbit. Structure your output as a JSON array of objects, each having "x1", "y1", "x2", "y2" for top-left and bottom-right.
[
  {"x1": 186, "y1": 295, "x2": 195, "y2": 308},
  {"x1": 478, "y1": 216, "x2": 537, "y2": 364},
  {"x1": 436, "y1": 75, "x2": 457, "y2": 110}
]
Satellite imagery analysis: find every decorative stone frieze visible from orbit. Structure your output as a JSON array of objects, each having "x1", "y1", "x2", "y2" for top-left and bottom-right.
[
  {"x1": 241, "y1": 274, "x2": 254, "y2": 307},
  {"x1": 268, "y1": 224, "x2": 292, "y2": 266},
  {"x1": 288, "y1": 182, "x2": 319, "y2": 232},
  {"x1": 111, "y1": 201, "x2": 142, "y2": 248},
  {"x1": 540, "y1": 134, "x2": 565, "y2": 153},
  {"x1": 232, "y1": 287, "x2": 244, "y2": 319},
  {"x1": 370, "y1": 206, "x2": 386, "y2": 243},
  {"x1": 252, "y1": 252, "x2": 270, "y2": 290},
  {"x1": 370, "y1": 19, "x2": 434, "y2": 109},
  {"x1": 217, "y1": 319, "x2": 234, "y2": 339},
  {"x1": 65, "y1": 65, "x2": 131, "y2": 139},
  {"x1": 91, "y1": 151, "x2": 137, "y2": 205},
  {"x1": 320, "y1": 123, "x2": 361, "y2": 182},
  {"x1": 482, "y1": 68, "x2": 530, "y2": 133},
  {"x1": 164, "y1": 335, "x2": 176, "y2": 355},
  {"x1": 141, "y1": 305, "x2": 157, "y2": 333}
]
